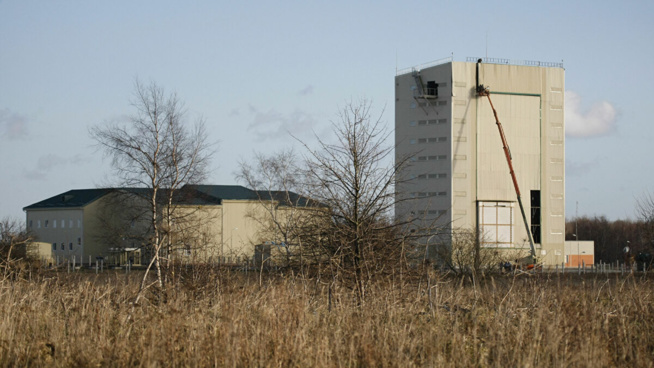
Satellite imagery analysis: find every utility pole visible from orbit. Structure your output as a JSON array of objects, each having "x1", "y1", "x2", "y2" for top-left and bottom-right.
[{"x1": 576, "y1": 201, "x2": 579, "y2": 267}]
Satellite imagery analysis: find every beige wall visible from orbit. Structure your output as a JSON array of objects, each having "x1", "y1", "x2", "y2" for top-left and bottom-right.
[
  {"x1": 26, "y1": 208, "x2": 85, "y2": 263},
  {"x1": 564, "y1": 241, "x2": 594, "y2": 267},
  {"x1": 27, "y1": 194, "x2": 316, "y2": 265}
]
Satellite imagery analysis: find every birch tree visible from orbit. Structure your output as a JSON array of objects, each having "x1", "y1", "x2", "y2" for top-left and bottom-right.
[{"x1": 90, "y1": 80, "x2": 211, "y2": 300}]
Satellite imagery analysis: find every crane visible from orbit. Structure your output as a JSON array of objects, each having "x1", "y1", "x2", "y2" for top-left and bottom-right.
[{"x1": 476, "y1": 61, "x2": 538, "y2": 267}]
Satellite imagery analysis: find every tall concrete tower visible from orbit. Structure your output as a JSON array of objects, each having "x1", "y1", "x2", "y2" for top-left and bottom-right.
[{"x1": 395, "y1": 57, "x2": 565, "y2": 266}]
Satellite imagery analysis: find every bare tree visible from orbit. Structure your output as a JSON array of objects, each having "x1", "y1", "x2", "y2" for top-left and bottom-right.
[
  {"x1": 437, "y1": 227, "x2": 517, "y2": 277},
  {"x1": 90, "y1": 80, "x2": 212, "y2": 301},
  {"x1": 236, "y1": 149, "x2": 314, "y2": 268},
  {"x1": 636, "y1": 191, "x2": 654, "y2": 253},
  {"x1": 0, "y1": 217, "x2": 32, "y2": 280},
  {"x1": 298, "y1": 99, "x2": 415, "y2": 302}
]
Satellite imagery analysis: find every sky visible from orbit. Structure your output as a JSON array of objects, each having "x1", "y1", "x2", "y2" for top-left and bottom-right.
[{"x1": 1, "y1": 0, "x2": 653, "y2": 222}]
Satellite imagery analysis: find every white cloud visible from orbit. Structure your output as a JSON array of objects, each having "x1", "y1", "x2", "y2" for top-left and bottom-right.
[{"x1": 565, "y1": 91, "x2": 617, "y2": 138}]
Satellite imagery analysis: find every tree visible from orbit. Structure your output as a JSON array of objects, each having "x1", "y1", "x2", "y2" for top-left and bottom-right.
[
  {"x1": 437, "y1": 227, "x2": 519, "y2": 277},
  {"x1": 90, "y1": 80, "x2": 212, "y2": 300},
  {"x1": 0, "y1": 217, "x2": 32, "y2": 280},
  {"x1": 636, "y1": 191, "x2": 654, "y2": 253},
  {"x1": 298, "y1": 99, "x2": 416, "y2": 302},
  {"x1": 236, "y1": 149, "x2": 318, "y2": 269}
]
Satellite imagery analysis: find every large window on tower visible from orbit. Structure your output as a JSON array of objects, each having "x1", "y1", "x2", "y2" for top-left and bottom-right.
[{"x1": 478, "y1": 201, "x2": 514, "y2": 247}]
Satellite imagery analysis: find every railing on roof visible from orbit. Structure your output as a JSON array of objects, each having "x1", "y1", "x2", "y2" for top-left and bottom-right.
[
  {"x1": 466, "y1": 56, "x2": 564, "y2": 68},
  {"x1": 396, "y1": 56, "x2": 453, "y2": 76}
]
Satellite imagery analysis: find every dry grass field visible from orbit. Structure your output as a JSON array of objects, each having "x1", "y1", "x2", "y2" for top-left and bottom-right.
[{"x1": 0, "y1": 269, "x2": 653, "y2": 367}]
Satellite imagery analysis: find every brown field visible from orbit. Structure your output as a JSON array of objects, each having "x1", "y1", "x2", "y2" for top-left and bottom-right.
[{"x1": 0, "y1": 270, "x2": 653, "y2": 367}]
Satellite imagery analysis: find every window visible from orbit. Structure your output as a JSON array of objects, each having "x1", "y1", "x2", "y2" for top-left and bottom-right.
[
  {"x1": 38, "y1": 220, "x2": 41, "y2": 228},
  {"x1": 53, "y1": 220, "x2": 57, "y2": 228},
  {"x1": 78, "y1": 237, "x2": 81, "y2": 245},
  {"x1": 45, "y1": 220, "x2": 49, "y2": 228},
  {"x1": 478, "y1": 201, "x2": 514, "y2": 248},
  {"x1": 417, "y1": 209, "x2": 445, "y2": 216},
  {"x1": 61, "y1": 220, "x2": 65, "y2": 228},
  {"x1": 530, "y1": 190, "x2": 541, "y2": 243},
  {"x1": 69, "y1": 220, "x2": 73, "y2": 228},
  {"x1": 418, "y1": 155, "x2": 447, "y2": 161},
  {"x1": 426, "y1": 81, "x2": 438, "y2": 97},
  {"x1": 410, "y1": 139, "x2": 416, "y2": 145},
  {"x1": 418, "y1": 120, "x2": 427, "y2": 126},
  {"x1": 29, "y1": 220, "x2": 33, "y2": 228},
  {"x1": 416, "y1": 137, "x2": 447, "y2": 144},
  {"x1": 52, "y1": 243, "x2": 56, "y2": 251},
  {"x1": 69, "y1": 242, "x2": 73, "y2": 251},
  {"x1": 409, "y1": 121, "x2": 417, "y2": 127},
  {"x1": 130, "y1": 220, "x2": 136, "y2": 228},
  {"x1": 77, "y1": 219, "x2": 81, "y2": 228}
]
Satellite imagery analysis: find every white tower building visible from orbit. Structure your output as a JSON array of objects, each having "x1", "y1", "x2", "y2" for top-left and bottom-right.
[{"x1": 395, "y1": 57, "x2": 565, "y2": 266}]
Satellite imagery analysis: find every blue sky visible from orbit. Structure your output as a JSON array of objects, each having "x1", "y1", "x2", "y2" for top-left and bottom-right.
[{"x1": 1, "y1": 0, "x2": 652, "y2": 221}]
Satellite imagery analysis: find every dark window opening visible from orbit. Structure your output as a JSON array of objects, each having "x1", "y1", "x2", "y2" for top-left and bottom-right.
[
  {"x1": 530, "y1": 190, "x2": 541, "y2": 243},
  {"x1": 426, "y1": 81, "x2": 439, "y2": 97}
]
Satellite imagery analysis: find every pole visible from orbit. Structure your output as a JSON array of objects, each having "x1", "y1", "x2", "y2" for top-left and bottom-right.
[{"x1": 576, "y1": 202, "x2": 579, "y2": 268}]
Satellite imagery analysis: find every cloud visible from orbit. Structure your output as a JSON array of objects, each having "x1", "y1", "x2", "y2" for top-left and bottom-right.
[
  {"x1": 23, "y1": 153, "x2": 90, "y2": 181},
  {"x1": 298, "y1": 85, "x2": 314, "y2": 96},
  {"x1": 0, "y1": 108, "x2": 29, "y2": 140},
  {"x1": 565, "y1": 91, "x2": 617, "y2": 138},
  {"x1": 247, "y1": 106, "x2": 319, "y2": 142}
]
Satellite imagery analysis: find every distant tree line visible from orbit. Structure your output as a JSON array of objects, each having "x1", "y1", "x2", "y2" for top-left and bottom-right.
[{"x1": 565, "y1": 216, "x2": 653, "y2": 264}]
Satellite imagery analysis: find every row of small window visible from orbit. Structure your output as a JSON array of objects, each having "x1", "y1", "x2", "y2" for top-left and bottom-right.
[
  {"x1": 409, "y1": 119, "x2": 447, "y2": 127},
  {"x1": 416, "y1": 210, "x2": 447, "y2": 216},
  {"x1": 30, "y1": 219, "x2": 81, "y2": 229},
  {"x1": 412, "y1": 155, "x2": 447, "y2": 162},
  {"x1": 411, "y1": 100, "x2": 448, "y2": 108},
  {"x1": 53, "y1": 241, "x2": 78, "y2": 251},
  {"x1": 415, "y1": 173, "x2": 447, "y2": 180},
  {"x1": 410, "y1": 137, "x2": 447, "y2": 144},
  {"x1": 410, "y1": 192, "x2": 447, "y2": 198}
]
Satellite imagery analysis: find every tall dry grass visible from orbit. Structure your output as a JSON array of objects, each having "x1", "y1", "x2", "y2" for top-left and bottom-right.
[{"x1": 0, "y1": 270, "x2": 653, "y2": 367}]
